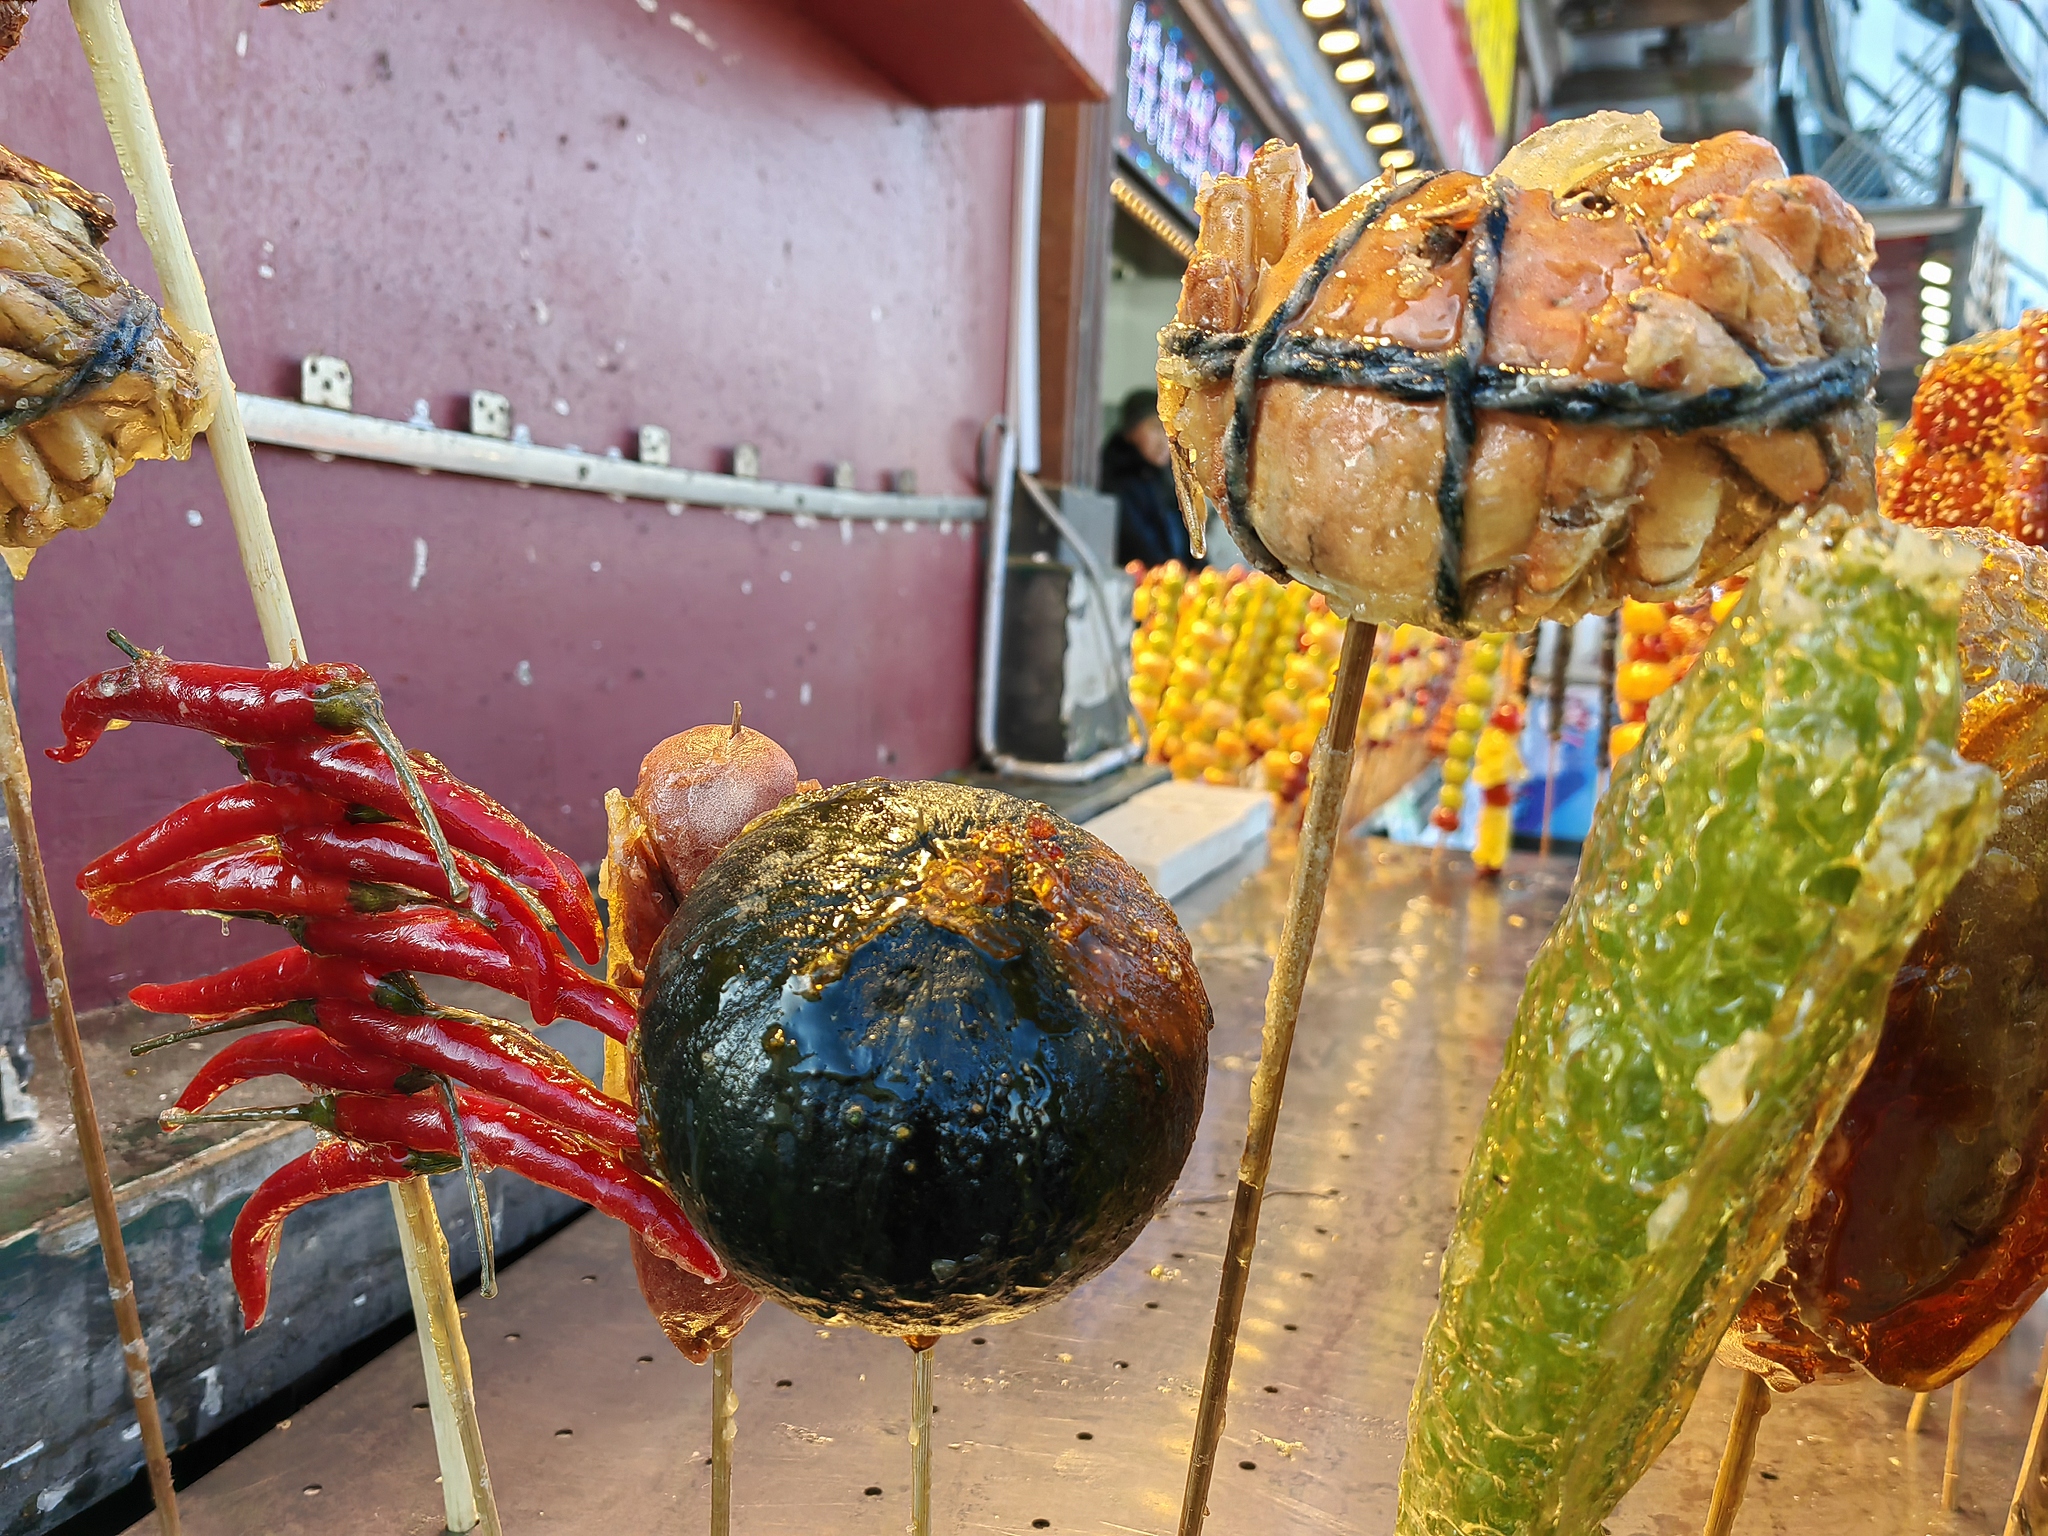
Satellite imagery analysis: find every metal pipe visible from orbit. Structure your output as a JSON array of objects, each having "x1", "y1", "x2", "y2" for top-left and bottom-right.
[
  {"x1": 236, "y1": 394, "x2": 984, "y2": 525},
  {"x1": 976, "y1": 101, "x2": 1140, "y2": 785},
  {"x1": 974, "y1": 105, "x2": 1144, "y2": 786},
  {"x1": 1017, "y1": 472, "x2": 1147, "y2": 736}
]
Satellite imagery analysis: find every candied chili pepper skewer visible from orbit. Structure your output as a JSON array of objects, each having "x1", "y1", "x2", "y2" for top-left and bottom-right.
[
  {"x1": 276, "y1": 824, "x2": 563, "y2": 1022},
  {"x1": 48, "y1": 632, "x2": 381, "y2": 762},
  {"x1": 239, "y1": 735, "x2": 601, "y2": 962},
  {"x1": 297, "y1": 909, "x2": 633, "y2": 1041},
  {"x1": 79, "y1": 782, "x2": 348, "y2": 888},
  {"x1": 158, "y1": 1008, "x2": 500, "y2": 1294},
  {"x1": 54, "y1": 632, "x2": 470, "y2": 905},
  {"x1": 130, "y1": 949, "x2": 419, "y2": 1019},
  {"x1": 328, "y1": 1089, "x2": 718, "y2": 1277},
  {"x1": 169, "y1": 1025, "x2": 419, "y2": 1114},
  {"x1": 224, "y1": 1137, "x2": 435, "y2": 1330},
  {"x1": 132, "y1": 921, "x2": 634, "y2": 1043},
  {"x1": 87, "y1": 844, "x2": 422, "y2": 924},
  {"x1": 88, "y1": 825, "x2": 563, "y2": 1020},
  {"x1": 136, "y1": 997, "x2": 636, "y2": 1149},
  {"x1": 190, "y1": 1087, "x2": 719, "y2": 1327}
]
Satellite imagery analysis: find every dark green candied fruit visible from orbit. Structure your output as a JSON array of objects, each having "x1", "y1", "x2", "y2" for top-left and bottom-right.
[
  {"x1": 1396, "y1": 513, "x2": 2001, "y2": 1536},
  {"x1": 635, "y1": 779, "x2": 1211, "y2": 1335}
]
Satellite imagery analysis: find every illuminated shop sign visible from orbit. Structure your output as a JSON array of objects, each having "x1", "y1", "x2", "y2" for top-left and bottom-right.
[{"x1": 1117, "y1": 0, "x2": 1268, "y2": 223}]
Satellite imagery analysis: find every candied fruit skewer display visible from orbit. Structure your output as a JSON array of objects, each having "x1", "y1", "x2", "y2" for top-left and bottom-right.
[
  {"x1": 1394, "y1": 511, "x2": 2000, "y2": 1536},
  {"x1": 1881, "y1": 310, "x2": 2048, "y2": 543}
]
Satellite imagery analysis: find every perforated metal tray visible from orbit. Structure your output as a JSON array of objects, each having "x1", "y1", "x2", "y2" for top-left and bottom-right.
[{"x1": 132, "y1": 841, "x2": 2048, "y2": 1535}]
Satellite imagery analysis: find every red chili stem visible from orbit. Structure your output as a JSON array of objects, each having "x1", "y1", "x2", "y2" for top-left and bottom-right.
[
  {"x1": 240, "y1": 737, "x2": 601, "y2": 962},
  {"x1": 131, "y1": 949, "x2": 417, "y2": 1020},
  {"x1": 228, "y1": 1138, "x2": 428, "y2": 1330},
  {"x1": 80, "y1": 783, "x2": 350, "y2": 890},
  {"x1": 327, "y1": 1089, "x2": 719, "y2": 1279},
  {"x1": 48, "y1": 635, "x2": 379, "y2": 765},
  {"x1": 295, "y1": 909, "x2": 635, "y2": 1041},
  {"x1": 86, "y1": 845, "x2": 423, "y2": 926},
  {"x1": 278, "y1": 824, "x2": 561, "y2": 1022},
  {"x1": 310, "y1": 998, "x2": 636, "y2": 1148}
]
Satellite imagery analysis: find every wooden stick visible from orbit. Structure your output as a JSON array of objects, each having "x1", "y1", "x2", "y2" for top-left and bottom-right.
[
  {"x1": 1701, "y1": 1370, "x2": 1771, "y2": 1536},
  {"x1": 1907, "y1": 1390, "x2": 1933, "y2": 1434},
  {"x1": 1944, "y1": 1373, "x2": 1969, "y2": 1512},
  {"x1": 64, "y1": 5, "x2": 494, "y2": 1528},
  {"x1": 1597, "y1": 613, "x2": 1618, "y2": 795},
  {"x1": 2005, "y1": 1362, "x2": 2048, "y2": 1534},
  {"x1": 0, "y1": 662, "x2": 179, "y2": 1534},
  {"x1": 909, "y1": 1337, "x2": 936, "y2": 1536},
  {"x1": 711, "y1": 1344, "x2": 735, "y2": 1536},
  {"x1": 65, "y1": 0, "x2": 300, "y2": 663},
  {"x1": 393, "y1": 1180, "x2": 494, "y2": 1534},
  {"x1": 1178, "y1": 620, "x2": 1376, "y2": 1536},
  {"x1": 1540, "y1": 620, "x2": 1569, "y2": 858}
]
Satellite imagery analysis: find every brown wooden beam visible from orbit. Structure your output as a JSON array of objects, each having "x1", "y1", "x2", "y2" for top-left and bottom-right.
[{"x1": 1037, "y1": 100, "x2": 1113, "y2": 489}]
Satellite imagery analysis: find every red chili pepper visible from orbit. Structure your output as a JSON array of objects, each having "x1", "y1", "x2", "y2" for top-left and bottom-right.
[
  {"x1": 278, "y1": 824, "x2": 561, "y2": 1023},
  {"x1": 239, "y1": 738, "x2": 602, "y2": 963},
  {"x1": 80, "y1": 784, "x2": 350, "y2": 891},
  {"x1": 296, "y1": 909, "x2": 635, "y2": 1042},
  {"x1": 129, "y1": 948, "x2": 410, "y2": 1020},
  {"x1": 86, "y1": 845, "x2": 422, "y2": 926},
  {"x1": 49, "y1": 638, "x2": 381, "y2": 764},
  {"x1": 172, "y1": 1026, "x2": 416, "y2": 1115},
  {"x1": 325, "y1": 1088, "x2": 718, "y2": 1279},
  {"x1": 310, "y1": 998, "x2": 635, "y2": 1148},
  {"x1": 230, "y1": 1137, "x2": 428, "y2": 1330}
]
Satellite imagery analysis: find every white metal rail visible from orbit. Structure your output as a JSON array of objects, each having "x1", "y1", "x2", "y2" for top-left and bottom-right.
[{"x1": 238, "y1": 394, "x2": 988, "y2": 524}]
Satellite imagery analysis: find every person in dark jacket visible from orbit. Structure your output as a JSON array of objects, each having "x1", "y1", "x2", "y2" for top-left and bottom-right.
[{"x1": 1102, "y1": 388, "x2": 1198, "y2": 569}]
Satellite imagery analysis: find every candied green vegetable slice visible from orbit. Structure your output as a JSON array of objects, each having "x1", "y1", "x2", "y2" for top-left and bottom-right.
[{"x1": 1394, "y1": 512, "x2": 2002, "y2": 1536}]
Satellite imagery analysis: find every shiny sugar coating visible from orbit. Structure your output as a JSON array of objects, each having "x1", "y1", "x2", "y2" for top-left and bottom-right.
[
  {"x1": 635, "y1": 779, "x2": 1211, "y2": 1336},
  {"x1": 1721, "y1": 528, "x2": 2048, "y2": 1392},
  {"x1": 1396, "y1": 511, "x2": 1999, "y2": 1536},
  {"x1": 1882, "y1": 311, "x2": 2048, "y2": 543}
]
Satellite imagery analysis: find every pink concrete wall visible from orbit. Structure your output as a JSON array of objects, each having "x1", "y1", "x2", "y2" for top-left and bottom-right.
[
  {"x1": 1030, "y1": 0, "x2": 1122, "y2": 92},
  {"x1": 0, "y1": 0, "x2": 1016, "y2": 1011}
]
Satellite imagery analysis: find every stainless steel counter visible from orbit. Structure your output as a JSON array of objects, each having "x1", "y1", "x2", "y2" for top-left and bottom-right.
[{"x1": 130, "y1": 838, "x2": 2048, "y2": 1534}]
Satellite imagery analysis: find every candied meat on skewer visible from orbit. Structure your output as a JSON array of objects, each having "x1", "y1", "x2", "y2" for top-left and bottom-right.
[
  {"x1": 0, "y1": 145, "x2": 215, "y2": 564},
  {"x1": 599, "y1": 713, "x2": 803, "y2": 1359},
  {"x1": 1158, "y1": 112, "x2": 1882, "y2": 635}
]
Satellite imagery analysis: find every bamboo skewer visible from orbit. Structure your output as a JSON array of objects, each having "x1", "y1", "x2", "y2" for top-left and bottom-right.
[
  {"x1": 0, "y1": 660, "x2": 179, "y2": 1534},
  {"x1": 1907, "y1": 1390, "x2": 1933, "y2": 1434},
  {"x1": 2004, "y1": 1361, "x2": 2048, "y2": 1534},
  {"x1": 1539, "y1": 620, "x2": 1570, "y2": 858},
  {"x1": 64, "y1": 4, "x2": 495, "y2": 1529},
  {"x1": 908, "y1": 1336, "x2": 937, "y2": 1536},
  {"x1": 1701, "y1": 1370, "x2": 1771, "y2": 1536},
  {"x1": 711, "y1": 1344, "x2": 737, "y2": 1535},
  {"x1": 1944, "y1": 1373, "x2": 1969, "y2": 1512},
  {"x1": 1597, "y1": 614, "x2": 1618, "y2": 794},
  {"x1": 1178, "y1": 620, "x2": 1376, "y2": 1536}
]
